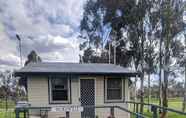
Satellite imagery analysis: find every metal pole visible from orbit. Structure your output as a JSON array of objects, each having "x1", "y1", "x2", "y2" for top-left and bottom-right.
[
  {"x1": 151, "y1": 105, "x2": 158, "y2": 118},
  {"x1": 110, "y1": 107, "x2": 115, "y2": 118},
  {"x1": 66, "y1": 111, "x2": 70, "y2": 118},
  {"x1": 109, "y1": 42, "x2": 111, "y2": 64},
  {"x1": 15, "y1": 109, "x2": 19, "y2": 118},
  {"x1": 114, "y1": 45, "x2": 116, "y2": 65},
  {"x1": 16, "y1": 34, "x2": 22, "y2": 67},
  {"x1": 19, "y1": 39, "x2": 22, "y2": 66}
]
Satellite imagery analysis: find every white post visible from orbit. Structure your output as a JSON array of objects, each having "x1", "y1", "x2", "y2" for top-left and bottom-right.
[
  {"x1": 114, "y1": 45, "x2": 116, "y2": 65},
  {"x1": 109, "y1": 42, "x2": 111, "y2": 64}
]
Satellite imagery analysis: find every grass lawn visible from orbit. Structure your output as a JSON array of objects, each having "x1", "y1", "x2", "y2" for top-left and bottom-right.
[
  {"x1": 0, "y1": 111, "x2": 15, "y2": 118},
  {"x1": 144, "y1": 97, "x2": 183, "y2": 111},
  {"x1": 0, "y1": 99, "x2": 15, "y2": 118},
  {"x1": 130, "y1": 97, "x2": 186, "y2": 118},
  {"x1": 0, "y1": 99, "x2": 15, "y2": 109}
]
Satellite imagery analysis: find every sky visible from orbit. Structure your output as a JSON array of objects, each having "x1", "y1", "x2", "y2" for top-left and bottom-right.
[{"x1": 0, "y1": 0, "x2": 86, "y2": 71}]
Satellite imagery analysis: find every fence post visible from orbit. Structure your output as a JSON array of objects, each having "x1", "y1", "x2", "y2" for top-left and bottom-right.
[
  {"x1": 136, "y1": 103, "x2": 139, "y2": 113},
  {"x1": 110, "y1": 107, "x2": 115, "y2": 118},
  {"x1": 24, "y1": 109, "x2": 27, "y2": 118},
  {"x1": 15, "y1": 108, "x2": 19, "y2": 118},
  {"x1": 66, "y1": 111, "x2": 70, "y2": 118},
  {"x1": 134, "y1": 103, "x2": 136, "y2": 112},
  {"x1": 151, "y1": 105, "x2": 158, "y2": 118}
]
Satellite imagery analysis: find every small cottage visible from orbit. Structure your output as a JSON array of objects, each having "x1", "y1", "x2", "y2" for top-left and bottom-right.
[{"x1": 15, "y1": 62, "x2": 138, "y2": 118}]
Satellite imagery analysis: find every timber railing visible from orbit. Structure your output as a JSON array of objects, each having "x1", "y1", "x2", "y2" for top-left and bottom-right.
[
  {"x1": 126, "y1": 101, "x2": 186, "y2": 118},
  {"x1": 15, "y1": 105, "x2": 147, "y2": 118}
]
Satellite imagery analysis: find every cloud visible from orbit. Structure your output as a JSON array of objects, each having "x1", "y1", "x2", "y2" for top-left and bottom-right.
[
  {"x1": 0, "y1": 54, "x2": 19, "y2": 66},
  {"x1": 21, "y1": 35, "x2": 80, "y2": 62},
  {"x1": 0, "y1": 0, "x2": 85, "y2": 37},
  {"x1": 0, "y1": 22, "x2": 20, "y2": 70},
  {"x1": 0, "y1": 0, "x2": 86, "y2": 70}
]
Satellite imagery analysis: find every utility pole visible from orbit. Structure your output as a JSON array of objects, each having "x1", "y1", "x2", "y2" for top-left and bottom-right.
[{"x1": 16, "y1": 34, "x2": 22, "y2": 67}]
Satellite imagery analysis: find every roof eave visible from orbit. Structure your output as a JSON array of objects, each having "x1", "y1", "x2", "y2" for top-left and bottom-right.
[{"x1": 15, "y1": 71, "x2": 139, "y2": 77}]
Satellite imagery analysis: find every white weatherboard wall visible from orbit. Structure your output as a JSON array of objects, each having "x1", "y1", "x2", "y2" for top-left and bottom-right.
[
  {"x1": 28, "y1": 76, "x2": 130, "y2": 118},
  {"x1": 95, "y1": 76, "x2": 130, "y2": 118}
]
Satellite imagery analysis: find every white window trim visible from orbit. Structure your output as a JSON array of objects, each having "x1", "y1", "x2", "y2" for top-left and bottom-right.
[
  {"x1": 49, "y1": 77, "x2": 71, "y2": 104},
  {"x1": 105, "y1": 78, "x2": 124, "y2": 102}
]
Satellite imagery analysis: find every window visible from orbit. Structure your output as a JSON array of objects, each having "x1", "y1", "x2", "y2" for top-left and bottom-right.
[
  {"x1": 49, "y1": 76, "x2": 70, "y2": 103},
  {"x1": 105, "y1": 78, "x2": 124, "y2": 102}
]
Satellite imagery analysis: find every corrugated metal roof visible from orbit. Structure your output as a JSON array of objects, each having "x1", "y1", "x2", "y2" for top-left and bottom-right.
[{"x1": 15, "y1": 62, "x2": 138, "y2": 76}]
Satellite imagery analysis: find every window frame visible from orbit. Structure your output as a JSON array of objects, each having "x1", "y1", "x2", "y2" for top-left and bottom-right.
[
  {"x1": 49, "y1": 76, "x2": 71, "y2": 104},
  {"x1": 104, "y1": 77, "x2": 125, "y2": 103}
]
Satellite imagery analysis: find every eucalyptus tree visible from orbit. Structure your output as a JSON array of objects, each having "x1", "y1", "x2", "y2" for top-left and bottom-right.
[
  {"x1": 80, "y1": 0, "x2": 154, "y2": 113},
  {"x1": 155, "y1": 0, "x2": 185, "y2": 117},
  {"x1": 24, "y1": 50, "x2": 42, "y2": 66}
]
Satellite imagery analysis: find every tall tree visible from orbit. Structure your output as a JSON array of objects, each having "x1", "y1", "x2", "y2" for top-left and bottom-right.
[
  {"x1": 0, "y1": 71, "x2": 13, "y2": 111},
  {"x1": 80, "y1": 0, "x2": 153, "y2": 113},
  {"x1": 159, "y1": 0, "x2": 184, "y2": 117},
  {"x1": 80, "y1": 0, "x2": 185, "y2": 116}
]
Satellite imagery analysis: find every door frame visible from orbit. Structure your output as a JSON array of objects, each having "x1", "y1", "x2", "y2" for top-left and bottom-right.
[
  {"x1": 79, "y1": 77, "x2": 96, "y2": 118},
  {"x1": 79, "y1": 77, "x2": 96, "y2": 105}
]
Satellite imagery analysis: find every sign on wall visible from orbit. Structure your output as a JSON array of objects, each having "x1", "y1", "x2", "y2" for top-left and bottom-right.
[{"x1": 51, "y1": 106, "x2": 84, "y2": 112}]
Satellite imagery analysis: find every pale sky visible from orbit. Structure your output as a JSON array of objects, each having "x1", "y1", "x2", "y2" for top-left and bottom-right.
[{"x1": 0, "y1": 0, "x2": 86, "y2": 71}]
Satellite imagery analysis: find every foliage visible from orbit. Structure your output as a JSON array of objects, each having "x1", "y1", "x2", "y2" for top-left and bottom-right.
[
  {"x1": 80, "y1": 0, "x2": 186, "y2": 116},
  {"x1": 24, "y1": 50, "x2": 42, "y2": 66}
]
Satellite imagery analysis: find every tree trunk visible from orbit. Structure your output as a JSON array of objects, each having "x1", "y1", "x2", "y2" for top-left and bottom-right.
[
  {"x1": 160, "y1": 69, "x2": 168, "y2": 118},
  {"x1": 161, "y1": 34, "x2": 170, "y2": 118},
  {"x1": 182, "y1": 34, "x2": 186, "y2": 112},
  {"x1": 183, "y1": 65, "x2": 186, "y2": 112},
  {"x1": 159, "y1": 36, "x2": 163, "y2": 108},
  {"x1": 140, "y1": 73, "x2": 144, "y2": 113},
  {"x1": 140, "y1": 35, "x2": 145, "y2": 113},
  {"x1": 147, "y1": 73, "x2": 151, "y2": 112},
  {"x1": 5, "y1": 88, "x2": 8, "y2": 112}
]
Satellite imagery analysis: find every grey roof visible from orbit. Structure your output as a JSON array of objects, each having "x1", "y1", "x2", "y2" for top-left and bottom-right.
[{"x1": 15, "y1": 62, "x2": 138, "y2": 77}]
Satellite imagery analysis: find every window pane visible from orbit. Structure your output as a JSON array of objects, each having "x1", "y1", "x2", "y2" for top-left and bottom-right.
[
  {"x1": 51, "y1": 77, "x2": 69, "y2": 101},
  {"x1": 52, "y1": 78, "x2": 68, "y2": 90},
  {"x1": 107, "y1": 89, "x2": 122, "y2": 100},
  {"x1": 107, "y1": 79, "x2": 121, "y2": 89},
  {"x1": 52, "y1": 90, "x2": 68, "y2": 101},
  {"x1": 107, "y1": 78, "x2": 122, "y2": 100}
]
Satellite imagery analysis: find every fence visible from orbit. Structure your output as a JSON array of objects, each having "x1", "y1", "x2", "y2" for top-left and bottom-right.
[
  {"x1": 15, "y1": 105, "x2": 146, "y2": 118},
  {"x1": 14, "y1": 102, "x2": 186, "y2": 118}
]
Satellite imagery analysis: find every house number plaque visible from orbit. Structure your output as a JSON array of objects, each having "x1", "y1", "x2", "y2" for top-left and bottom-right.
[{"x1": 51, "y1": 106, "x2": 84, "y2": 112}]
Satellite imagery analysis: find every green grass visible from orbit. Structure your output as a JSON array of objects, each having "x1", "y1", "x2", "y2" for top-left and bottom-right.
[
  {"x1": 0, "y1": 99, "x2": 15, "y2": 118},
  {"x1": 0, "y1": 111, "x2": 15, "y2": 118},
  {"x1": 0, "y1": 98, "x2": 185, "y2": 118},
  {"x1": 130, "y1": 97, "x2": 186, "y2": 118},
  {"x1": 0, "y1": 99, "x2": 15, "y2": 109},
  {"x1": 145, "y1": 97, "x2": 183, "y2": 111}
]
